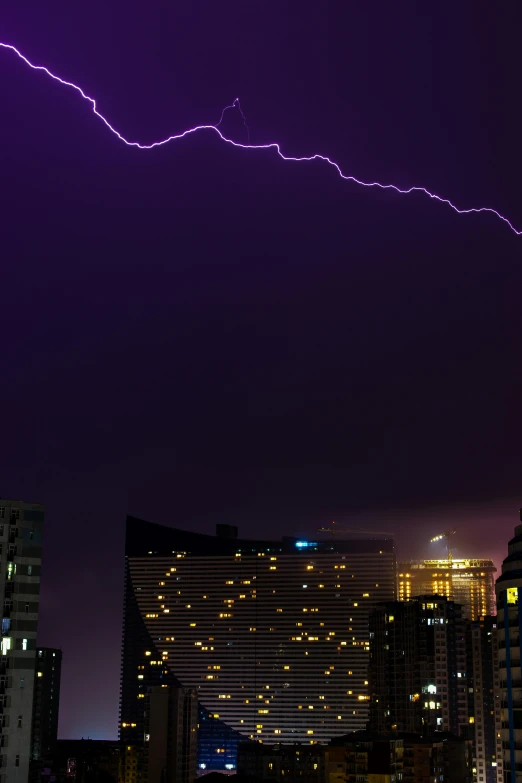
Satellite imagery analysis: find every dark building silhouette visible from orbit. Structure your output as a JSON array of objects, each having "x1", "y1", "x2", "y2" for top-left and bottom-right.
[
  {"x1": 333, "y1": 732, "x2": 404, "y2": 783},
  {"x1": 368, "y1": 595, "x2": 468, "y2": 737},
  {"x1": 495, "y1": 510, "x2": 522, "y2": 783},
  {"x1": 43, "y1": 739, "x2": 122, "y2": 782},
  {"x1": 400, "y1": 733, "x2": 472, "y2": 783},
  {"x1": 237, "y1": 741, "x2": 325, "y2": 783},
  {"x1": 0, "y1": 498, "x2": 44, "y2": 783},
  {"x1": 237, "y1": 732, "x2": 471, "y2": 783},
  {"x1": 31, "y1": 647, "x2": 62, "y2": 760},
  {"x1": 467, "y1": 617, "x2": 503, "y2": 783},
  {"x1": 120, "y1": 517, "x2": 396, "y2": 769}
]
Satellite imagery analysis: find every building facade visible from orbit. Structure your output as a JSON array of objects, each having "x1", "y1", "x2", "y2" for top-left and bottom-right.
[
  {"x1": 0, "y1": 498, "x2": 44, "y2": 783},
  {"x1": 120, "y1": 518, "x2": 396, "y2": 769},
  {"x1": 31, "y1": 647, "x2": 62, "y2": 761},
  {"x1": 368, "y1": 595, "x2": 468, "y2": 736},
  {"x1": 398, "y1": 560, "x2": 496, "y2": 621},
  {"x1": 467, "y1": 618, "x2": 503, "y2": 783},
  {"x1": 495, "y1": 511, "x2": 522, "y2": 783}
]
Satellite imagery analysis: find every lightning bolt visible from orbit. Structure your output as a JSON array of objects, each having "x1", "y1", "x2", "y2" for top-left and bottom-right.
[{"x1": 1, "y1": 41, "x2": 520, "y2": 236}]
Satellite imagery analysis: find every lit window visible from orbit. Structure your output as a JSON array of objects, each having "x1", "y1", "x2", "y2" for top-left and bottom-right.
[
  {"x1": 22, "y1": 639, "x2": 28, "y2": 651},
  {"x1": 507, "y1": 587, "x2": 518, "y2": 604}
]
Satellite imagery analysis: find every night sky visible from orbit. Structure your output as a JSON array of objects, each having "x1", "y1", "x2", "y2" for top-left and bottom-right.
[{"x1": 2, "y1": 1, "x2": 521, "y2": 740}]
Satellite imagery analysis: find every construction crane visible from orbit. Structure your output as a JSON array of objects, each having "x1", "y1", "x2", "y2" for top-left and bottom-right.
[
  {"x1": 316, "y1": 521, "x2": 393, "y2": 539},
  {"x1": 430, "y1": 529, "x2": 457, "y2": 562}
]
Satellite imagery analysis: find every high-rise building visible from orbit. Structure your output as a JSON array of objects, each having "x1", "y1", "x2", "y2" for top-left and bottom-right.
[
  {"x1": 467, "y1": 617, "x2": 503, "y2": 783},
  {"x1": 398, "y1": 559, "x2": 496, "y2": 621},
  {"x1": 120, "y1": 518, "x2": 396, "y2": 770},
  {"x1": 147, "y1": 686, "x2": 198, "y2": 783},
  {"x1": 368, "y1": 595, "x2": 468, "y2": 737},
  {"x1": 0, "y1": 498, "x2": 44, "y2": 783},
  {"x1": 31, "y1": 647, "x2": 62, "y2": 762},
  {"x1": 495, "y1": 510, "x2": 522, "y2": 783}
]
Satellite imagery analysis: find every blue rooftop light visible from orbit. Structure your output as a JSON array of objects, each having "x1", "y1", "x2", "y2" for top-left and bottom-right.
[{"x1": 295, "y1": 541, "x2": 317, "y2": 548}]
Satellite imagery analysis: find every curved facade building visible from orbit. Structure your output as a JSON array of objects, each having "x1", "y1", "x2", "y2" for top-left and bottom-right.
[
  {"x1": 496, "y1": 512, "x2": 522, "y2": 783},
  {"x1": 120, "y1": 518, "x2": 396, "y2": 770}
]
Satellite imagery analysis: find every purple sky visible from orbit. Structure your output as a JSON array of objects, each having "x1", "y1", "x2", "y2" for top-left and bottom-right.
[{"x1": 1, "y1": 1, "x2": 521, "y2": 739}]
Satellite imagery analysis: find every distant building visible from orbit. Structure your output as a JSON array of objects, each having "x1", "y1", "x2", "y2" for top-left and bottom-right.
[
  {"x1": 31, "y1": 647, "x2": 62, "y2": 760},
  {"x1": 147, "y1": 686, "x2": 198, "y2": 783},
  {"x1": 48, "y1": 739, "x2": 122, "y2": 782},
  {"x1": 0, "y1": 498, "x2": 44, "y2": 783},
  {"x1": 398, "y1": 559, "x2": 496, "y2": 621},
  {"x1": 331, "y1": 732, "x2": 404, "y2": 783},
  {"x1": 401, "y1": 734, "x2": 444, "y2": 783},
  {"x1": 237, "y1": 733, "x2": 470, "y2": 783},
  {"x1": 122, "y1": 742, "x2": 147, "y2": 783},
  {"x1": 368, "y1": 595, "x2": 468, "y2": 736},
  {"x1": 401, "y1": 733, "x2": 472, "y2": 783},
  {"x1": 120, "y1": 518, "x2": 397, "y2": 769},
  {"x1": 495, "y1": 510, "x2": 522, "y2": 783},
  {"x1": 237, "y1": 741, "x2": 324, "y2": 783},
  {"x1": 467, "y1": 617, "x2": 503, "y2": 783}
]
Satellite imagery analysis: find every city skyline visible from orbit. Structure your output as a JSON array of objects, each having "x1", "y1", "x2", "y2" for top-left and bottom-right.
[{"x1": 35, "y1": 498, "x2": 513, "y2": 741}]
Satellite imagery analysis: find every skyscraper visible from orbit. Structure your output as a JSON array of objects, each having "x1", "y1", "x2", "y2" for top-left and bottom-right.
[
  {"x1": 0, "y1": 498, "x2": 44, "y2": 783},
  {"x1": 120, "y1": 518, "x2": 396, "y2": 770},
  {"x1": 495, "y1": 510, "x2": 522, "y2": 783},
  {"x1": 368, "y1": 595, "x2": 468, "y2": 737},
  {"x1": 398, "y1": 559, "x2": 496, "y2": 621},
  {"x1": 467, "y1": 617, "x2": 503, "y2": 783},
  {"x1": 31, "y1": 647, "x2": 62, "y2": 761}
]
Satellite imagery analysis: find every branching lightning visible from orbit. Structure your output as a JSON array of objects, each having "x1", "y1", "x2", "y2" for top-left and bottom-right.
[{"x1": 1, "y1": 41, "x2": 520, "y2": 236}]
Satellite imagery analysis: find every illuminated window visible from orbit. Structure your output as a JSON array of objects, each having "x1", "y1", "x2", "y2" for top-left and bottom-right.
[{"x1": 507, "y1": 587, "x2": 518, "y2": 605}]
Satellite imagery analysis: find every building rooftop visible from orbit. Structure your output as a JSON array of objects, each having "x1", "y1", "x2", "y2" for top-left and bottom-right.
[{"x1": 125, "y1": 516, "x2": 395, "y2": 558}]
